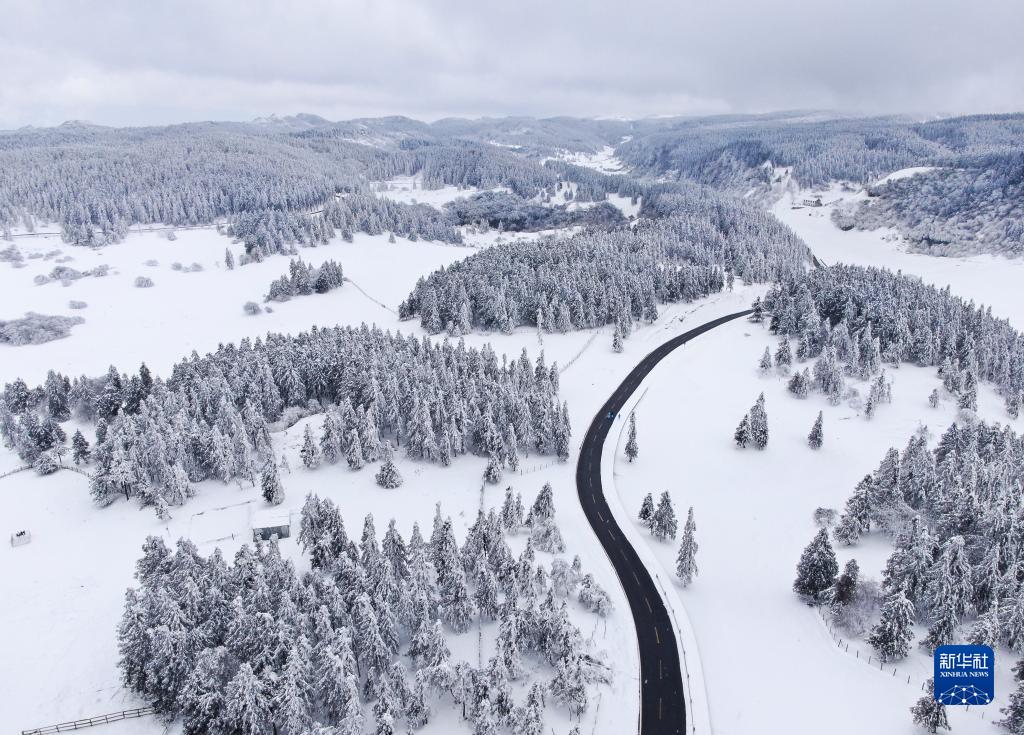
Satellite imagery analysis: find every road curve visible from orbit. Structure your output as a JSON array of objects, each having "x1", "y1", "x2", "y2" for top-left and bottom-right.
[{"x1": 576, "y1": 309, "x2": 753, "y2": 735}]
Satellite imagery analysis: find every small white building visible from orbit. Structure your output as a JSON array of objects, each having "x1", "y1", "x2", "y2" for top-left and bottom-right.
[
  {"x1": 251, "y1": 509, "x2": 291, "y2": 542},
  {"x1": 10, "y1": 530, "x2": 31, "y2": 547}
]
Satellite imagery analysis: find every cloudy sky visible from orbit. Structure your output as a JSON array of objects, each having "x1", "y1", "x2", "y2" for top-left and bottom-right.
[{"x1": 1, "y1": 0, "x2": 1022, "y2": 128}]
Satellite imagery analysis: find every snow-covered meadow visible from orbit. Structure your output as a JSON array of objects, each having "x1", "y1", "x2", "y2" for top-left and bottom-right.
[{"x1": 611, "y1": 315, "x2": 1022, "y2": 734}]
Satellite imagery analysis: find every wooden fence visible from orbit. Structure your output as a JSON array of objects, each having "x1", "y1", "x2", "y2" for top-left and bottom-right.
[{"x1": 21, "y1": 706, "x2": 156, "y2": 734}]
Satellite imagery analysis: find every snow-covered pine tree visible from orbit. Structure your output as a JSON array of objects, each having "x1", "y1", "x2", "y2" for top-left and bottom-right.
[
  {"x1": 651, "y1": 492, "x2": 678, "y2": 541},
  {"x1": 71, "y1": 429, "x2": 91, "y2": 464},
  {"x1": 625, "y1": 411, "x2": 639, "y2": 463},
  {"x1": 734, "y1": 414, "x2": 751, "y2": 448},
  {"x1": 484, "y1": 453, "x2": 503, "y2": 484},
  {"x1": 758, "y1": 347, "x2": 773, "y2": 375},
  {"x1": 676, "y1": 507, "x2": 698, "y2": 587},
  {"x1": 346, "y1": 428, "x2": 365, "y2": 470},
  {"x1": 638, "y1": 492, "x2": 655, "y2": 530},
  {"x1": 911, "y1": 679, "x2": 950, "y2": 733},
  {"x1": 300, "y1": 424, "x2": 321, "y2": 469},
  {"x1": 868, "y1": 587, "x2": 915, "y2": 661},
  {"x1": 774, "y1": 338, "x2": 793, "y2": 374},
  {"x1": 793, "y1": 528, "x2": 838, "y2": 600},
  {"x1": 788, "y1": 368, "x2": 811, "y2": 398},
  {"x1": 261, "y1": 463, "x2": 285, "y2": 505},
  {"x1": 376, "y1": 441, "x2": 403, "y2": 489},
  {"x1": 500, "y1": 487, "x2": 524, "y2": 532},
  {"x1": 808, "y1": 411, "x2": 823, "y2": 449},
  {"x1": 929, "y1": 388, "x2": 940, "y2": 408},
  {"x1": 748, "y1": 393, "x2": 768, "y2": 449}
]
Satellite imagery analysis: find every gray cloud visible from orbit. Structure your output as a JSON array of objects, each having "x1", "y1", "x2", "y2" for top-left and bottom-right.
[{"x1": 1, "y1": 0, "x2": 1021, "y2": 128}]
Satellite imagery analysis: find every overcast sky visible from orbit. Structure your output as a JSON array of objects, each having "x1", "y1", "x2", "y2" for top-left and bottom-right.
[{"x1": 1, "y1": 0, "x2": 1022, "y2": 129}]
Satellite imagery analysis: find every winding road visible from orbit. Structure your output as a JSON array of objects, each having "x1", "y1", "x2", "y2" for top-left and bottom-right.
[{"x1": 576, "y1": 309, "x2": 753, "y2": 734}]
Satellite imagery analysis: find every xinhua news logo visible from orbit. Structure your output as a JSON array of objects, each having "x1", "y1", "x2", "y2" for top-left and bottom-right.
[{"x1": 934, "y1": 645, "x2": 994, "y2": 705}]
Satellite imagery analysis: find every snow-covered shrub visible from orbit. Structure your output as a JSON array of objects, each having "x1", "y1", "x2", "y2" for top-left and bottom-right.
[
  {"x1": 0, "y1": 312, "x2": 84, "y2": 345},
  {"x1": 530, "y1": 516, "x2": 565, "y2": 553},
  {"x1": 171, "y1": 262, "x2": 184, "y2": 271},
  {"x1": 243, "y1": 301, "x2": 262, "y2": 315},
  {"x1": 144, "y1": 259, "x2": 159, "y2": 267},
  {"x1": 813, "y1": 507, "x2": 838, "y2": 528},
  {"x1": 33, "y1": 274, "x2": 48, "y2": 285},
  {"x1": 68, "y1": 300, "x2": 87, "y2": 309},
  {"x1": 165, "y1": 230, "x2": 177, "y2": 241},
  {"x1": 830, "y1": 577, "x2": 881, "y2": 637},
  {"x1": 33, "y1": 451, "x2": 60, "y2": 476},
  {"x1": 187, "y1": 262, "x2": 203, "y2": 272},
  {"x1": 578, "y1": 573, "x2": 614, "y2": 616},
  {"x1": 134, "y1": 276, "x2": 154, "y2": 288}
]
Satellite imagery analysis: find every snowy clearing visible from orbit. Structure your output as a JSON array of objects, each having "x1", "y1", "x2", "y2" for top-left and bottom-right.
[{"x1": 773, "y1": 184, "x2": 1024, "y2": 329}]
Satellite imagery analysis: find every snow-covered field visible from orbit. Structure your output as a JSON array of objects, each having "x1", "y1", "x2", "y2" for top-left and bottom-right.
[
  {"x1": 374, "y1": 174, "x2": 488, "y2": 209},
  {"x1": 611, "y1": 316, "x2": 1021, "y2": 734},
  {"x1": 773, "y1": 180, "x2": 1024, "y2": 328},
  {"x1": 0, "y1": 229, "x2": 475, "y2": 387}
]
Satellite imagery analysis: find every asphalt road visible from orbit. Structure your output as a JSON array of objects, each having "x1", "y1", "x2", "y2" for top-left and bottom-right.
[{"x1": 575, "y1": 309, "x2": 753, "y2": 735}]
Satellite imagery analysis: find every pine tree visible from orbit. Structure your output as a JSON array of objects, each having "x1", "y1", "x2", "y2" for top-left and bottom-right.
[
  {"x1": 376, "y1": 442, "x2": 403, "y2": 488},
  {"x1": 774, "y1": 338, "x2": 793, "y2": 373},
  {"x1": 71, "y1": 429, "x2": 91, "y2": 464},
  {"x1": 612, "y1": 321, "x2": 624, "y2": 353},
  {"x1": 651, "y1": 492, "x2": 678, "y2": 541},
  {"x1": 550, "y1": 654, "x2": 588, "y2": 717},
  {"x1": 500, "y1": 487, "x2": 524, "y2": 531},
  {"x1": 929, "y1": 388, "x2": 940, "y2": 409},
  {"x1": 734, "y1": 414, "x2": 751, "y2": 448},
  {"x1": 807, "y1": 411, "x2": 823, "y2": 449},
  {"x1": 638, "y1": 492, "x2": 655, "y2": 530},
  {"x1": 484, "y1": 453, "x2": 503, "y2": 484},
  {"x1": 624, "y1": 411, "x2": 639, "y2": 463},
  {"x1": 676, "y1": 507, "x2": 698, "y2": 587},
  {"x1": 793, "y1": 529, "x2": 838, "y2": 600},
  {"x1": 224, "y1": 663, "x2": 272, "y2": 735},
  {"x1": 346, "y1": 428, "x2": 365, "y2": 470},
  {"x1": 911, "y1": 679, "x2": 950, "y2": 733},
  {"x1": 300, "y1": 424, "x2": 321, "y2": 469},
  {"x1": 261, "y1": 463, "x2": 285, "y2": 505},
  {"x1": 224, "y1": 248, "x2": 234, "y2": 271},
  {"x1": 748, "y1": 394, "x2": 768, "y2": 449},
  {"x1": 868, "y1": 588, "x2": 915, "y2": 661},
  {"x1": 758, "y1": 347, "x2": 773, "y2": 375}
]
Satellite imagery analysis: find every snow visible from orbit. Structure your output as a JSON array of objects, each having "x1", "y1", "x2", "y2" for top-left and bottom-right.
[
  {"x1": 609, "y1": 315, "x2": 1020, "y2": 734},
  {"x1": 374, "y1": 174, "x2": 495, "y2": 209},
  {"x1": 874, "y1": 166, "x2": 938, "y2": 185},
  {"x1": 547, "y1": 145, "x2": 627, "y2": 175},
  {"x1": 773, "y1": 184, "x2": 1024, "y2": 329}
]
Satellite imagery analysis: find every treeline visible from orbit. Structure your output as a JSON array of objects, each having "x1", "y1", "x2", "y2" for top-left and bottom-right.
[
  {"x1": 444, "y1": 190, "x2": 625, "y2": 232},
  {"x1": 834, "y1": 152, "x2": 1024, "y2": 256},
  {"x1": 266, "y1": 258, "x2": 344, "y2": 302},
  {"x1": 0, "y1": 120, "x2": 608, "y2": 246},
  {"x1": 615, "y1": 112, "x2": 1024, "y2": 192},
  {"x1": 228, "y1": 194, "x2": 463, "y2": 262},
  {"x1": 763, "y1": 264, "x2": 1024, "y2": 417},
  {"x1": 401, "y1": 186, "x2": 809, "y2": 337},
  {"x1": 0, "y1": 327, "x2": 570, "y2": 510},
  {"x1": 118, "y1": 491, "x2": 607, "y2": 734}
]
